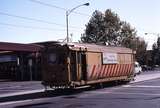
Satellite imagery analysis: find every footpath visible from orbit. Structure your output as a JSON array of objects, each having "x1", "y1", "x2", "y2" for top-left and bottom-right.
[
  {"x1": 0, "y1": 81, "x2": 44, "y2": 98},
  {"x1": 132, "y1": 70, "x2": 160, "y2": 83}
]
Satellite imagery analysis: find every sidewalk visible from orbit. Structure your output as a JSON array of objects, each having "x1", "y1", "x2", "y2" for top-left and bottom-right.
[
  {"x1": 132, "y1": 72, "x2": 160, "y2": 83},
  {"x1": 0, "y1": 81, "x2": 44, "y2": 98}
]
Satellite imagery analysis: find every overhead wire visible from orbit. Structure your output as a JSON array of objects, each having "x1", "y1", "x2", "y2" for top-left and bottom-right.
[
  {"x1": 0, "y1": 0, "x2": 89, "y2": 35},
  {"x1": 29, "y1": 0, "x2": 91, "y2": 17},
  {"x1": 0, "y1": 22, "x2": 79, "y2": 32},
  {"x1": 0, "y1": 12, "x2": 64, "y2": 27},
  {"x1": 0, "y1": 12, "x2": 83, "y2": 29},
  {"x1": 29, "y1": 0, "x2": 66, "y2": 11}
]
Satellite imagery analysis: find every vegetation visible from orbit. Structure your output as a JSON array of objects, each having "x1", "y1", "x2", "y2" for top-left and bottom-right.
[
  {"x1": 152, "y1": 37, "x2": 160, "y2": 66},
  {"x1": 80, "y1": 9, "x2": 147, "y2": 64}
]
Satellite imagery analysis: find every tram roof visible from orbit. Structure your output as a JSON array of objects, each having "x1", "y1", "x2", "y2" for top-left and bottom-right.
[{"x1": 66, "y1": 42, "x2": 133, "y2": 53}]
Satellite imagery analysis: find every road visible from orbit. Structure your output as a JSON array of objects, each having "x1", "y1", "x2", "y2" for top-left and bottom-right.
[{"x1": 0, "y1": 70, "x2": 160, "y2": 108}]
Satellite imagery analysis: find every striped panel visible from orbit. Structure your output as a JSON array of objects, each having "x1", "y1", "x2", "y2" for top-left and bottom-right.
[
  {"x1": 100, "y1": 65, "x2": 105, "y2": 78},
  {"x1": 88, "y1": 64, "x2": 133, "y2": 80},
  {"x1": 98, "y1": 65, "x2": 104, "y2": 79},
  {"x1": 113, "y1": 64, "x2": 118, "y2": 77},
  {"x1": 111, "y1": 64, "x2": 115, "y2": 77},
  {"x1": 104, "y1": 65, "x2": 108, "y2": 78},
  {"x1": 121, "y1": 64, "x2": 125, "y2": 76},
  {"x1": 127, "y1": 64, "x2": 131, "y2": 75},
  {"x1": 115, "y1": 64, "x2": 120, "y2": 77},
  {"x1": 95, "y1": 65, "x2": 101, "y2": 79},
  {"x1": 126, "y1": 64, "x2": 132, "y2": 75},
  {"x1": 124, "y1": 64, "x2": 129, "y2": 75},
  {"x1": 94, "y1": 65, "x2": 99, "y2": 79},
  {"x1": 93, "y1": 65, "x2": 98, "y2": 79},
  {"x1": 107, "y1": 65, "x2": 111, "y2": 77},
  {"x1": 109, "y1": 65, "x2": 114, "y2": 77},
  {"x1": 129, "y1": 64, "x2": 134, "y2": 75},
  {"x1": 118, "y1": 64, "x2": 122, "y2": 76},
  {"x1": 110, "y1": 65, "x2": 114, "y2": 77},
  {"x1": 90, "y1": 65, "x2": 96, "y2": 79}
]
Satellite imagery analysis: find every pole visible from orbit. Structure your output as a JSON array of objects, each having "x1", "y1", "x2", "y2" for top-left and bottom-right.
[
  {"x1": 66, "y1": 3, "x2": 89, "y2": 43},
  {"x1": 66, "y1": 11, "x2": 69, "y2": 43}
]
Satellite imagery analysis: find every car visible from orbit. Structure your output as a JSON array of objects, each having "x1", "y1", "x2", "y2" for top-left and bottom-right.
[
  {"x1": 134, "y1": 62, "x2": 142, "y2": 75},
  {"x1": 141, "y1": 65, "x2": 153, "y2": 71}
]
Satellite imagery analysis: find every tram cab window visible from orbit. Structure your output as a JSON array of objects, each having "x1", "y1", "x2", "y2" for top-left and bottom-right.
[
  {"x1": 48, "y1": 53, "x2": 65, "y2": 64},
  {"x1": 48, "y1": 53, "x2": 57, "y2": 64}
]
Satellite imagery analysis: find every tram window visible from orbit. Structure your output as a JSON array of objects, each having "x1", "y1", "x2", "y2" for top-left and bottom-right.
[
  {"x1": 48, "y1": 53, "x2": 57, "y2": 64},
  {"x1": 48, "y1": 52, "x2": 65, "y2": 64}
]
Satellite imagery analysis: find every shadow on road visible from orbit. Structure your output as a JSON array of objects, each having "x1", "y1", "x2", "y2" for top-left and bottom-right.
[
  {"x1": 0, "y1": 89, "x2": 81, "y2": 103},
  {"x1": 0, "y1": 81, "x2": 128, "y2": 103}
]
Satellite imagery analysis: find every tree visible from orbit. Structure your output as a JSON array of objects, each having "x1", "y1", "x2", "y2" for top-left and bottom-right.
[
  {"x1": 120, "y1": 22, "x2": 137, "y2": 48},
  {"x1": 81, "y1": 9, "x2": 147, "y2": 64},
  {"x1": 81, "y1": 10, "x2": 105, "y2": 44},
  {"x1": 152, "y1": 37, "x2": 160, "y2": 66},
  {"x1": 81, "y1": 9, "x2": 138, "y2": 47},
  {"x1": 135, "y1": 38, "x2": 147, "y2": 65},
  {"x1": 102, "y1": 9, "x2": 122, "y2": 45}
]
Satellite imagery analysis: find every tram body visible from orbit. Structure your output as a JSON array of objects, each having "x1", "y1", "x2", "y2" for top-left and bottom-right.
[{"x1": 41, "y1": 42, "x2": 134, "y2": 88}]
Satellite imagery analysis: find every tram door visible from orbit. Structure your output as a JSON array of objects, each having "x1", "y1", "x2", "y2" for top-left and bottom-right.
[
  {"x1": 70, "y1": 51, "x2": 77, "y2": 81},
  {"x1": 70, "y1": 51, "x2": 86, "y2": 81},
  {"x1": 81, "y1": 52, "x2": 87, "y2": 81}
]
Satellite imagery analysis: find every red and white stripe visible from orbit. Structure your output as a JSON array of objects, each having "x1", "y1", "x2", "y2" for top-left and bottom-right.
[{"x1": 87, "y1": 64, "x2": 133, "y2": 80}]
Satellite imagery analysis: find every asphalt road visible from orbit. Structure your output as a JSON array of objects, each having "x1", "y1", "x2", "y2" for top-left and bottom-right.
[{"x1": 0, "y1": 70, "x2": 160, "y2": 108}]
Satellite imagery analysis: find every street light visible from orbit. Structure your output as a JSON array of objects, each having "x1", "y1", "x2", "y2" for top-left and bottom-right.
[{"x1": 66, "y1": 3, "x2": 89, "y2": 43}]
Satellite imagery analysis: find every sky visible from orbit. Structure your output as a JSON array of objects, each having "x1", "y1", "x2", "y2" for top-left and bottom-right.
[{"x1": 0, "y1": 0, "x2": 160, "y2": 50}]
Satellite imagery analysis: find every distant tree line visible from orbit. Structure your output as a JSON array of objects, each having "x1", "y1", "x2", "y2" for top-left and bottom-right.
[
  {"x1": 80, "y1": 9, "x2": 147, "y2": 65},
  {"x1": 152, "y1": 37, "x2": 160, "y2": 66}
]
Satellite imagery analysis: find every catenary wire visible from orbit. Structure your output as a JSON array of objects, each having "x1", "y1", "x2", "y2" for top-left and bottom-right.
[
  {"x1": 0, "y1": 22, "x2": 80, "y2": 32},
  {"x1": 29, "y1": 0, "x2": 91, "y2": 17},
  {"x1": 0, "y1": 12, "x2": 83, "y2": 29}
]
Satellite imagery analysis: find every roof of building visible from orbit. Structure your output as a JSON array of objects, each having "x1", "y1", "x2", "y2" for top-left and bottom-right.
[{"x1": 0, "y1": 42, "x2": 43, "y2": 52}]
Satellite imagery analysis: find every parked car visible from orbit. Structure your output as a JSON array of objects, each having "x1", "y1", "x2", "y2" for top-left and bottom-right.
[
  {"x1": 134, "y1": 62, "x2": 142, "y2": 75},
  {"x1": 141, "y1": 65, "x2": 153, "y2": 71}
]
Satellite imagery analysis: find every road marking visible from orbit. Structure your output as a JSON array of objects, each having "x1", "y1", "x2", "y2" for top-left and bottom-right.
[
  {"x1": 108, "y1": 91, "x2": 160, "y2": 96},
  {"x1": 83, "y1": 90, "x2": 160, "y2": 96},
  {"x1": 122, "y1": 85, "x2": 160, "y2": 88},
  {"x1": 122, "y1": 85, "x2": 131, "y2": 87},
  {"x1": 79, "y1": 84, "x2": 160, "y2": 98}
]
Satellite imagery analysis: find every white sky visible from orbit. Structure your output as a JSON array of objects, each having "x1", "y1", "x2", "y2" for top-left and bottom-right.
[{"x1": 0, "y1": 0, "x2": 160, "y2": 50}]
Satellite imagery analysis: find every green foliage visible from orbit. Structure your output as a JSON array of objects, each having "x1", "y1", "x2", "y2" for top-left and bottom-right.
[
  {"x1": 81, "y1": 9, "x2": 139, "y2": 48},
  {"x1": 152, "y1": 37, "x2": 160, "y2": 65},
  {"x1": 81, "y1": 9, "x2": 147, "y2": 64},
  {"x1": 135, "y1": 38, "x2": 147, "y2": 64}
]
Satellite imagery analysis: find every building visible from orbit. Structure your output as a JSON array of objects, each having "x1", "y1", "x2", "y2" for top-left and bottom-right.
[{"x1": 0, "y1": 42, "x2": 43, "y2": 81}]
